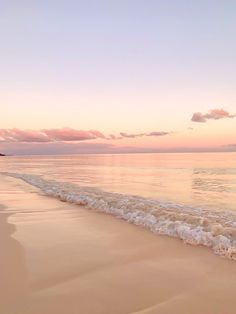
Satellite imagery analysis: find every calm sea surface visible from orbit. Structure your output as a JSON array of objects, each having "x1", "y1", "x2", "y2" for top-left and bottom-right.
[{"x1": 0, "y1": 152, "x2": 236, "y2": 212}]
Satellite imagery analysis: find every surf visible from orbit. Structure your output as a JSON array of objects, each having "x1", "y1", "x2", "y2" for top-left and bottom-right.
[{"x1": 3, "y1": 172, "x2": 236, "y2": 260}]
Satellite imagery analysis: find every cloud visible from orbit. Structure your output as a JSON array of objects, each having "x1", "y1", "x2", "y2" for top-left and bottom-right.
[
  {"x1": 42, "y1": 128, "x2": 105, "y2": 141},
  {"x1": 191, "y1": 109, "x2": 235, "y2": 123},
  {"x1": 146, "y1": 131, "x2": 171, "y2": 136},
  {"x1": 120, "y1": 132, "x2": 145, "y2": 138},
  {"x1": 191, "y1": 112, "x2": 206, "y2": 123},
  {"x1": 0, "y1": 128, "x2": 172, "y2": 143},
  {"x1": 0, "y1": 128, "x2": 50, "y2": 142},
  {"x1": 109, "y1": 134, "x2": 123, "y2": 140},
  {"x1": 0, "y1": 128, "x2": 105, "y2": 143},
  {"x1": 205, "y1": 109, "x2": 235, "y2": 120},
  {"x1": 119, "y1": 131, "x2": 171, "y2": 138}
]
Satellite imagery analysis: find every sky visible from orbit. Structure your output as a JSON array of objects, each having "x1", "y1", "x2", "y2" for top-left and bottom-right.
[{"x1": 0, "y1": 0, "x2": 236, "y2": 155}]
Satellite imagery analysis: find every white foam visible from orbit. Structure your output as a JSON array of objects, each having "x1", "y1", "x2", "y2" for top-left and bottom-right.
[{"x1": 3, "y1": 172, "x2": 236, "y2": 260}]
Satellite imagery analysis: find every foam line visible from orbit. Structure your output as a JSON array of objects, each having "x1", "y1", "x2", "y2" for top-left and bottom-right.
[{"x1": 3, "y1": 172, "x2": 236, "y2": 260}]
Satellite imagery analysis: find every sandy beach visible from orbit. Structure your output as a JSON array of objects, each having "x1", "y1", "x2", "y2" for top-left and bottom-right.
[
  {"x1": 1, "y1": 175, "x2": 236, "y2": 314},
  {"x1": 2, "y1": 0, "x2": 236, "y2": 312}
]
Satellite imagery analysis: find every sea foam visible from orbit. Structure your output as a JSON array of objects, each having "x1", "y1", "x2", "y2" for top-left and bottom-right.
[{"x1": 3, "y1": 172, "x2": 236, "y2": 260}]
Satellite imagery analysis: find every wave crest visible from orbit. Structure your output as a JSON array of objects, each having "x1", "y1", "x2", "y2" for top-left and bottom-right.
[{"x1": 3, "y1": 172, "x2": 236, "y2": 260}]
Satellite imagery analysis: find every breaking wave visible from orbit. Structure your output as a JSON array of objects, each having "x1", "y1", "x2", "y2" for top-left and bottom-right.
[{"x1": 3, "y1": 172, "x2": 236, "y2": 260}]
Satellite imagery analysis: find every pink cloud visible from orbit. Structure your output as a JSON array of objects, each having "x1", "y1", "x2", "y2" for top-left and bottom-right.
[
  {"x1": 0, "y1": 128, "x2": 173, "y2": 143},
  {"x1": 0, "y1": 128, "x2": 105, "y2": 143},
  {"x1": 205, "y1": 109, "x2": 235, "y2": 120},
  {"x1": 191, "y1": 112, "x2": 206, "y2": 123},
  {"x1": 0, "y1": 128, "x2": 50, "y2": 142},
  {"x1": 191, "y1": 109, "x2": 235, "y2": 123},
  {"x1": 42, "y1": 128, "x2": 105, "y2": 141}
]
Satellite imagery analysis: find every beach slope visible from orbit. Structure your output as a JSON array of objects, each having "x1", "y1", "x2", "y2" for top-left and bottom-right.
[{"x1": 0, "y1": 175, "x2": 236, "y2": 314}]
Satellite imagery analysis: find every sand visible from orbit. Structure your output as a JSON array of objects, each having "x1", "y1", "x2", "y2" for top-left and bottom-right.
[{"x1": 0, "y1": 175, "x2": 236, "y2": 314}]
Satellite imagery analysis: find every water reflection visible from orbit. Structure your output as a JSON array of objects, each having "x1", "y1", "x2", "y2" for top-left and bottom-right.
[
  {"x1": 192, "y1": 168, "x2": 230, "y2": 193},
  {"x1": 192, "y1": 178, "x2": 229, "y2": 193},
  {"x1": 1, "y1": 153, "x2": 236, "y2": 211}
]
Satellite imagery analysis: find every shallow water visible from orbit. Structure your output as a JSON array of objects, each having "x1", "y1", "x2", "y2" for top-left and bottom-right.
[
  {"x1": 1, "y1": 153, "x2": 236, "y2": 259},
  {"x1": 0, "y1": 153, "x2": 236, "y2": 212}
]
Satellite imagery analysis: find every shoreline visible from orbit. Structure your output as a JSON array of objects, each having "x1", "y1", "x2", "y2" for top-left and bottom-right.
[
  {"x1": 1, "y1": 175, "x2": 236, "y2": 314},
  {"x1": 3, "y1": 172, "x2": 236, "y2": 261}
]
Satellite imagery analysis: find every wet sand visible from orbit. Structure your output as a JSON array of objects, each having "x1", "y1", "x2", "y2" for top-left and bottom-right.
[{"x1": 0, "y1": 175, "x2": 236, "y2": 314}]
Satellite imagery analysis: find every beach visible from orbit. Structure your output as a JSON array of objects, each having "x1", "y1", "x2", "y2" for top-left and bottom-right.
[
  {"x1": 2, "y1": 0, "x2": 236, "y2": 312},
  {"x1": 1, "y1": 174, "x2": 236, "y2": 314}
]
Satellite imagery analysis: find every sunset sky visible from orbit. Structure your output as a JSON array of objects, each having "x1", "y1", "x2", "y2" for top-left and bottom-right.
[{"x1": 1, "y1": 1, "x2": 235, "y2": 155}]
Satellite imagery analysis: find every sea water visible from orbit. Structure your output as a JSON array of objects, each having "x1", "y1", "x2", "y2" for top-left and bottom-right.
[{"x1": 1, "y1": 152, "x2": 236, "y2": 259}]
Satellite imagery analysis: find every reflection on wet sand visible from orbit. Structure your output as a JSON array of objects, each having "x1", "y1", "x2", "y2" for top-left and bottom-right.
[{"x1": 0, "y1": 206, "x2": 29, "y2": 313}]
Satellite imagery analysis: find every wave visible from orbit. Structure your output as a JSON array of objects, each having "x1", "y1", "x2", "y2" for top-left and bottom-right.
[{"x1": 3, "y1": 172, "x2": 236, "y2": 260}]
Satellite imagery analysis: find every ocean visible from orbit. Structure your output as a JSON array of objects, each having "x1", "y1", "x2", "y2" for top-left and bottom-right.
[{"x1": 1, "y1": 152, "x2": 236, "y2": 259}]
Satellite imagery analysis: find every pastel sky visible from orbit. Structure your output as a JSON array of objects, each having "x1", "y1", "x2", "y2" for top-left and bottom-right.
[{"x1": 0, "y1": 0, "x2": 236, "y2": 155}]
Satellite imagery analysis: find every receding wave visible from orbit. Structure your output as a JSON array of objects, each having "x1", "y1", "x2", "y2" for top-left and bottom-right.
[{"x1": 3, "y1": 172, "x2": 236, "y2": 260}]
